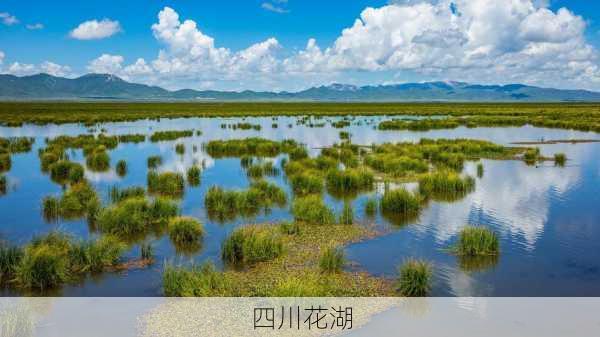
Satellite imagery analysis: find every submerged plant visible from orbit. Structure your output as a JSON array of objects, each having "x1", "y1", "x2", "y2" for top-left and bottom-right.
[
  {"x1": 396, "y1": 259, "x2": 432, "y2": 297},
  {"x1": 454, "y1": 226, "x2": 499, "y2": 256},
  {"x1": 319, "y1": 246, "x2": 345, "y2": 273}
]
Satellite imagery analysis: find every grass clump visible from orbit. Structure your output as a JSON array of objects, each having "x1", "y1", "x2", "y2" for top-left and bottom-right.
[
  {"x1": 326, "y1": 168, "x2": 374, "y2": 195},
  {"x1": 42, "y1": 182, "x2": 100, "y2": 221},
  {"x1": 116, "y1": 160, "x2": 127, "y2": 177},
  {"x1": 292, "y1": 195, "x2": 336, "y2": 225},
  {"x1": 147, "y1": 171, "x2": 185, "y2": 197},
  {"x1": 168, "y1": 217, "x2": 204, "y2": 246},
  {"x1": 221, "y1": 226, "x2": 284, "y2": 266},
  {"x1": 418, "y1": 171, "x2": 475, "y2": 200},
  {"x1": 523, "y1": 147, "x2": 541, "y2": 165},
  {"x1": 476, "y1": 162, "x2": 484, "y2": 178},
  {"x1": 365, "y1": 197, "x2": 378, "y2": 217},
  {"x1": 380, "y1": 188, "x2": 423, "y2": 217},
  {"x1": 319, "y1": 246, "x2": 345, "y2": 273},
  {"x1": 454, "y1": 226, "x2": 499, "y2": 256},
  {"x1": 175, "y1": 143, "x2": 185, "y2": 155},
  {"x1": 186, "y1": 165, "x2": 201, "y2": 186},
  {"x1": 554, "y1": 153, "x2": 567, "y2": 166},
  {"x1": 163, "y1": 262, "x2": 228, "y2": 296},
  {"x1": 147, "y1": 155, "x2": 163, "y2": 169},
  {"x1": 204, "y1": 181, "x2": 286, "y2": 221},
  {"x1": 245, "y1": 161, "x2": 279, "y2": 178},
  {"x1": 397, "y1": 259, "x2": 432, "y2": 297},
  {"x1": 339, "y1": 203, "x2": 354, "y2": 225},
  {"x1": 0, "y1": 153, "x2": 10, "y2": 172},
  {"x1": 48, "y1": 160, "x2": 85, "y2": 185},
  {"x1": 0, "y1": 175, "x2": 6, "y2": 195},
  {"x1": 0, "y1": 244, "x2": 23, "y2": 284},
  {"x1": 205, "y1": 138, "x2": 302, "y2": 158},
  {"x1": 150, "y1": 130, "x2": 194, "y2": 142},
  {"x1": 96, "y1": 197, "x2": 179, "y2": 239},
  {"x1": 289, "y1": 173, "x2": 324, "y2": 196},
  {"x1": 69, "y1": 236, "x2": 126, "y2": 273},
  {"x1": 85, "y1": 147, "x2": 110, "y2": 172},
  {"x1": 279, "y1": 221, "x2": 301, "y2": 235},
  {"x1": 13, "y1": 232, "x2": 126, "y2": 290},
  {"x1": 109, "y1": 185, "x2": 145, "y2": 203}
]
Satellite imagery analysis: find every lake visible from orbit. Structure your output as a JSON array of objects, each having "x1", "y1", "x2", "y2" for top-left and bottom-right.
[{"x1": 1, "y1": 115, "x2": 599, "y2": 296}]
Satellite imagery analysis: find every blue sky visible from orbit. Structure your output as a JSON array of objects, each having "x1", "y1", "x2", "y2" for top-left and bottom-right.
[{"x1": 2, "y1": 0, "x2": 600, "y2": 91}]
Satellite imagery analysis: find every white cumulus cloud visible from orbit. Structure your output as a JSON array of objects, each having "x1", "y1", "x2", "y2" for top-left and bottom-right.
[
  {"x1": 40, "y1": 61, "x2": 71, "y2": 77},
  {"x1": 87, "y1": 54, "x2": 124, "y2": 73},
  {"x1": 70, "y1": 19, "x2": 121, "y2": 40},
  {"x1": 76, "y1": 2, "x2": 600, "y2": 91}
]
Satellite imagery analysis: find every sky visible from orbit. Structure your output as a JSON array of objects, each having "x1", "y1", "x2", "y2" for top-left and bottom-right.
[{"x1": 1, "y1": 0, "x2": 600, "y2": 92}]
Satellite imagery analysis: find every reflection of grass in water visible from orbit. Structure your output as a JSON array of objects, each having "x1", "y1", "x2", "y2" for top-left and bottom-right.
[
  {"x1": 476, "y1": 162, "x2": 484, "y2": 178},
  {"x1": 458, "y1": 254, "x2": 499, "y2": 273}
]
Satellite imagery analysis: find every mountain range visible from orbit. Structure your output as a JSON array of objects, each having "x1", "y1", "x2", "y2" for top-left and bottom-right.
[{"x1": 1, "y1": 73, "x2": 600, "y2": 102}]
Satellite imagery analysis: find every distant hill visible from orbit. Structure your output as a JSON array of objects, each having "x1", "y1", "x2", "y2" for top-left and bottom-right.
[{"x1": 2, "y1": 73, "x2": 600, "y2": 102}]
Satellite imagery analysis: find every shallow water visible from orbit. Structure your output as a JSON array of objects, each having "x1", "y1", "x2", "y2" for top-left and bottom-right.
[{"x1": 1, "y1": 116, "x2": 599, "y2": 296}]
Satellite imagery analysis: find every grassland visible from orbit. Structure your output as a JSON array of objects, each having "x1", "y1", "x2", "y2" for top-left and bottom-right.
[{"x1": 0, "y1": 102, "x2": 599, "y2": 132}]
